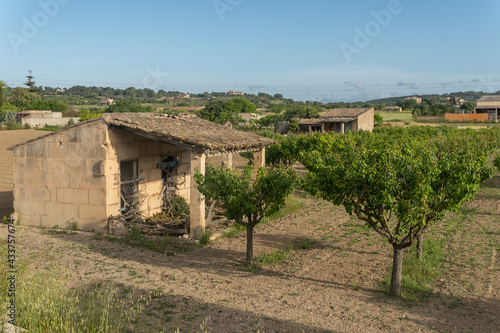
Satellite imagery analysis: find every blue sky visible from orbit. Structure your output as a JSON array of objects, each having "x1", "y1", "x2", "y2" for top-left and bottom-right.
[{"x1": 1, "y1": 0, "x2": 499, "y2": 102}]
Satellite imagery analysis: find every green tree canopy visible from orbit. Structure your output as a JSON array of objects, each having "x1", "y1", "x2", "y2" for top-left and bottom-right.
[
  {"x1": 299, "y1": 128, "x2": 498, "y2": 296},
  {"x1": 460, "y1": 101, "x2": 476, "y2": 112},
  {"x1": 284, "y1": 104, "x2": 319, "y2": 120},
  {"x1": 9, "y1": 87, "x2": 41, "y2": 109},
  {"x1": 104, "y1": 98, "x2": 153, "y2": 113},
  {"x1": 198, "y1": 97, "x2": 256, "y2": 124},
  {"x1": 195, "y1": 165, "x2": 296, "y2": 265}
]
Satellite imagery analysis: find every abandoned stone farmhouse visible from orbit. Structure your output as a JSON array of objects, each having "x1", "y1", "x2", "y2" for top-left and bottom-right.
[
  {"x1": 299, "y1": 108, "x2": 374, "y2": 133},
  {"x1": 8, "y1": 113, "x2": 274, "y2": 238}
]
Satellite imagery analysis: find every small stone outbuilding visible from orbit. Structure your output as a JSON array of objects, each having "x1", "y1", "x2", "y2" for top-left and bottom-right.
[
  {"x1": 8, "y1": 113, "x2": 274, "y2": 238},
  {"x1": 299, "y1": 108, "x2": 374, "y2": 134}
]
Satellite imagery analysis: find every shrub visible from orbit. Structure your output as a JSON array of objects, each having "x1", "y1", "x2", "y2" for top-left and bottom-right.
[{"x1": 167, "y1": 196, "x2": 190, "y2": 216}]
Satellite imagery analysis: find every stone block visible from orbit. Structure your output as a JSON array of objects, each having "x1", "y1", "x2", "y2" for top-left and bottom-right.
[
  {"x1": 14, "y1": 200, "x2": 45, "y2": 217},
  {"x1": 13, "y1": 172, "x2": 35, "y2": 187},
  {"x1": 122, "y1": 131, "x2": 136, "y2": 144},
  {"x1": 12, "y1": 147, "x2": 25, "y2": 158},
  {"x1": 145, "y1": 141, "x2": 160, "y2": 156},
  {"x1": 26, "y1": 157, "x2": 43, "y2": 171},
  {"x1": 107, "y1": 203, "x2": 121, "y2": 217},
  {"x1": 41, "y1": 215, "x2": 72, "y2": 228},
  {"x1": 79, "y1": 204, "x2": 107, "y2": 220},
  {"x1": 19, "y1": 214, "x2": 41, "y2": 227},
  {"x1": 118, "y1": 143, "x2": 140, "y2": 160},
  {"x1": 148, "y1": 168, "x2": 162, "y2": 183},
  {"x1": 106, "y1": 188, "x2": 121, "y2": 206},
  {"x1": 13, "y1": 186, "x2": 30, "y2": 201},
  {"x1": 44, "y1": 202, "x2": 79, "y2": 218},
  {"x1": 76, "y1": 127, "x2": 95, "y2": 143},
  {"x1": 78, "y1": 218, "x2": 106, "y2": 232},
  {"x1": 30, "y1": 187, "x2": 52, "y2": 202},
  {"x1": 101, "y1": 159, "x2": 119, "y2": 176},
  {"x1": 48, "y1": 142, "x2": 66, "y2": 159},
  {"x1": 46, "y1": 173, "x2": 69, "y2": 188},
  {"x1": 160, "y1": 143, "x2": 178, "y2": 155},
  {"x1": 70, "y1": 174, "x2": 81, "y2": 188},
  {"x1": 89, "y1": 189, "x2": 105, "y2": 205},
  {"x1": 57, "y1": 188, "x2": 89, "y2": 204},
  {"x1": 79, "y1": 175, "x2": 105, "y2": 189},
  {"x1": 139, "y1": 156, "x2": 155, "y2": 172},
  {"x1": 25, "y1": 142, "x2": 48, "y2": 157}
]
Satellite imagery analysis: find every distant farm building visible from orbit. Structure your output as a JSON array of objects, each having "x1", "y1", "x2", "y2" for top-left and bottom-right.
[
  {"x1": 299, "y1": 108, "x2": 374, "y2": 134},
  {"x1": 403, "y1": 96, "x2": 422, "y2": 104},
  {"x1": 100, "y1": 97, "x2": 114, "y2": 106},
  {"x1": 475, "y1": 95, "x2": 500, "y2": 122},
  {"x1": 15, "y1": 110, "x2": 79, "y2": 128},
  {"x1": 383, "y1": 106, "x2": 402, "y2": 112},
  {"x1": 238, "y1": 113, "x2": 261, "y2": 127},
  {"x1": 227, "y1": 90, "x2": 243, "y2": 96},
  {"x1": 8, "y1": 113, "x2": 274, "y2": 238}
]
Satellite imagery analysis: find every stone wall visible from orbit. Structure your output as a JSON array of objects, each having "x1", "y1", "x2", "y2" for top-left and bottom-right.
[
  {"x1": 21, "y1": 117, "x2": 80, "y2": 128},
  {"x1": 12, "y1": 121, "x2": 108, "y2": 230},
  {"x1": 445, "y1": 113, "x2": 489, "y2": 122},
  {"x1": 356, "y1": 108, "x2": 374, "y2": 132}
]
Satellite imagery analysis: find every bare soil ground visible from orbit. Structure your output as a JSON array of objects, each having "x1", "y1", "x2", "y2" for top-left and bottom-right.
[{"x1": 0, "y1": 130, "x2": 499, "y2": 332}]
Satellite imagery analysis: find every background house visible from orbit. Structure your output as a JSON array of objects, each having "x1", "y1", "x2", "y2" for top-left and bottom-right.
[
  {"x1": 475, "y1": 95, "x2": 500, "y2": 122},
  {"x1": 100, "y1": 97, "x2": 114, "y2": 106},
  {"x1": 15, "y1": 110, "x2": 80, "y2": 128},
  {"x1": 8, "y1": 113, "x2": 274, "y2": 238},
  {"x1": 299, "y1": 108, "x2": 374, "y2": 134}
]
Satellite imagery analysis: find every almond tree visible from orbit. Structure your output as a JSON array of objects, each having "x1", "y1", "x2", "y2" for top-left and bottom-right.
[
  {"x1": 195, "y1": 165, "x2": 295, "y2": 266},
  {"x1": 300, "y1": 130, "x2": 496, "y2": 296}
]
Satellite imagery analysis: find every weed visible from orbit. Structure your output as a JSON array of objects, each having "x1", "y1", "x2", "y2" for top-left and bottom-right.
[
  {"x1": 119, "y1": 228, "x2": 198, "y2": 255},
  {"x1": 199, "y1": 230, "x2": 211, "y2": 245},
  {"x1": 255, "y1": 245, "x2": 295, "y2": 265},
  {"x1": 236, "y1": 264, "x2": 261, "y2": 273}
]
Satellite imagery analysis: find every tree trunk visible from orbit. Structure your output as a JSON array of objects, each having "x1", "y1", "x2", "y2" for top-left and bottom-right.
[
  {"x1": 246, "y1": 224, "x2": 254, "y2": 266},
  {"x1": 417, "y1": 234, "x2": 423, "y2": 260},
  {"x1": 389, "y1": 245, "x2": 404, "y2": 297}
]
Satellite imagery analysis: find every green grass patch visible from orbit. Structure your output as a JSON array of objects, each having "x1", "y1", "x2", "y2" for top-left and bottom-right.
[
  {"x1": 0, "y1": 248, "x2": 140, "y2": 332},
  {"x1": 35, "y1": 125, "x2": 64, "y2": 131},
  {"x1": 222, "y1": 194, "x2": 306, "y2": 238},
  {"x1": 255, "y1": 238, "x2": 317, "y2": 266},
  {"x1": 199, "y1": 230, "x2": 211, "y2": 245},
  {"x1": 380, "y1": 112, "x2": 413, "y2": 122},
  {"x1": 263, "y1": 195, "x2": 306, "y2": 222},
  {"x1": 114, "y1": 228, "x2": 199, "y2": 255},
  {"x1": 382, "y1": 235, "x2": 446, "y2": 301},
  {"x1": 255, "y1": 245, "x2": 295, "y2": 265}
]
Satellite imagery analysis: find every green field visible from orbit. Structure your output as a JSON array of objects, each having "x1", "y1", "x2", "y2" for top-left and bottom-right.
[{"x1": 378, "y1": 111, "x2": 413, "y2": 122}]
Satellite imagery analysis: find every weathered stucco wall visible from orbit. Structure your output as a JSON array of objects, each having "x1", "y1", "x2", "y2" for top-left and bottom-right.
[{"x1": 12, "y1": 121, "x2": 108, "y2": 230}]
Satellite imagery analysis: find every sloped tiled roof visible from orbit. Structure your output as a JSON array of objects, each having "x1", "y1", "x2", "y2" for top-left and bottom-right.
[
  {"x1": 477, "y1": 96, "x2": 500, "y2": 103},
  {"x1": 321, "y1": 108, "x2": 372, "y2": 118},
  {"x1": 8, "y1": 113, "x2": 275, "y2": 153},
  {"x1": 102, "y1": 113, "x2": 274, "y2": 152}
]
